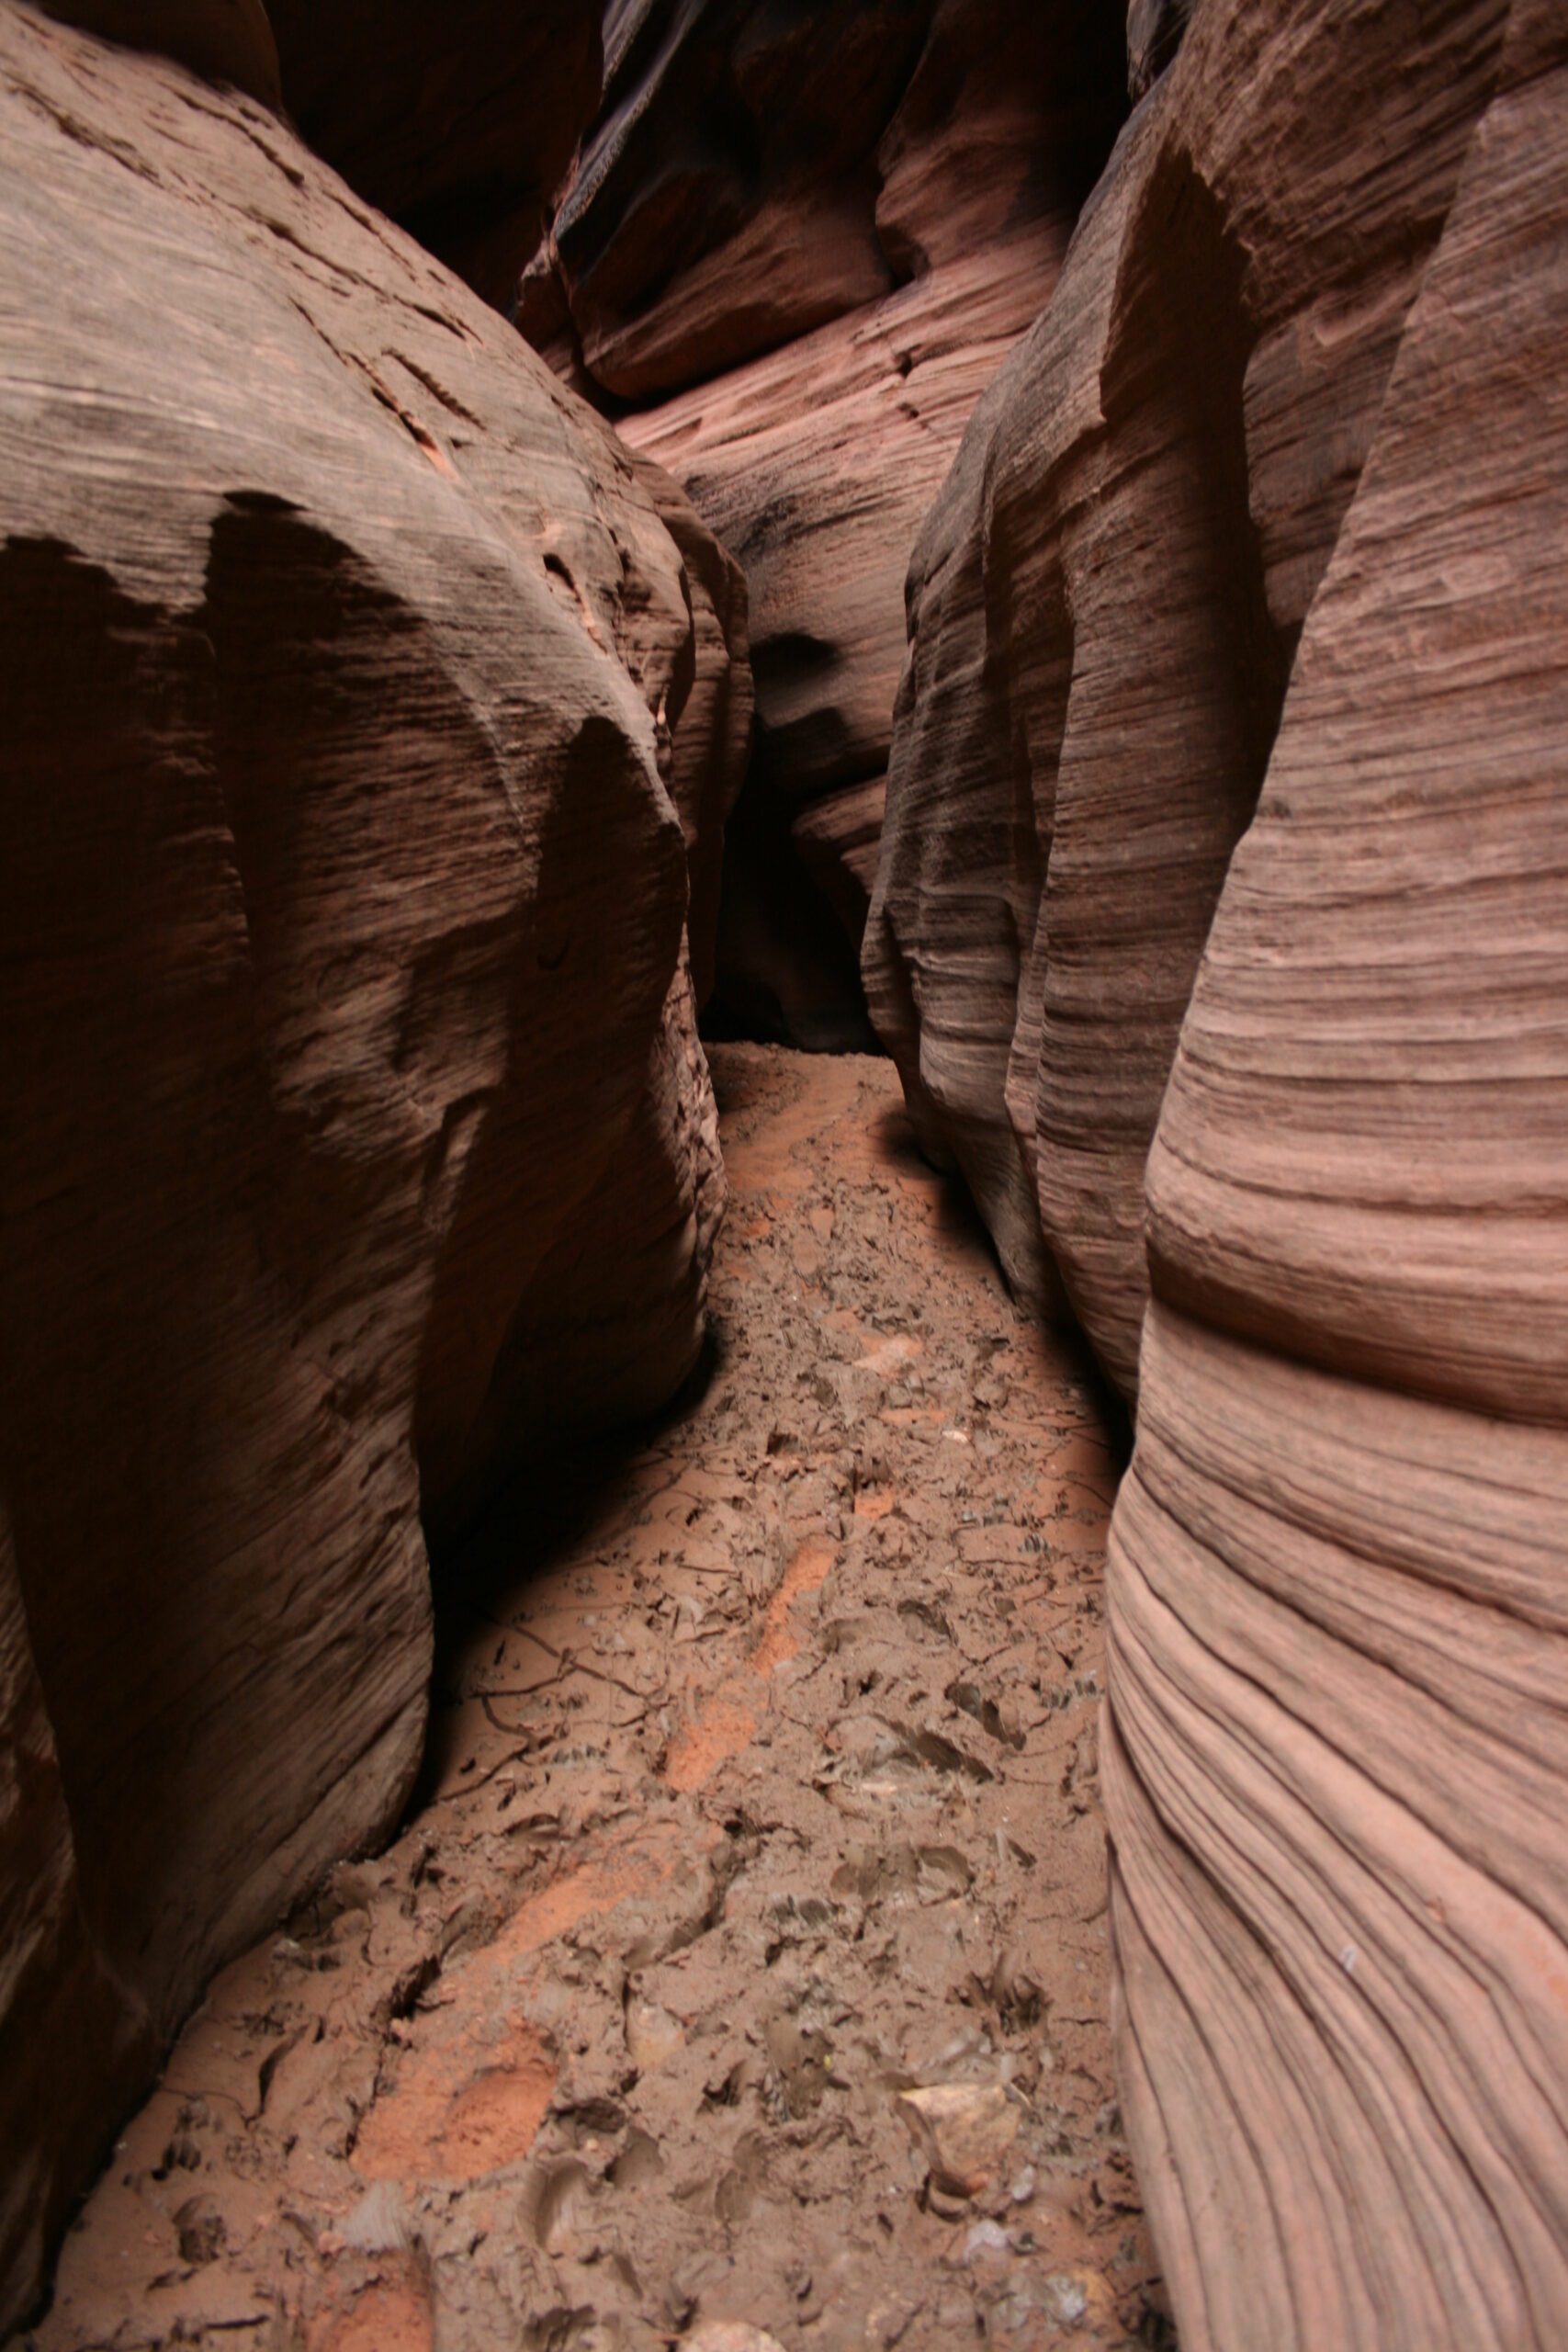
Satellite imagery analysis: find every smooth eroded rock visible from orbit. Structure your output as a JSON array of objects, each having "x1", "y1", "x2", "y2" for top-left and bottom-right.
[
  {"x1": 1104, "y1": 9, "x2": 1568, "y2": 2342},
  {"x1": 866, "y1": 0, "x2": 1568, "y2": 2335},
  {"x1": 865, "y1": 0, "x2": 1512, "y2": 1383},
  {"x1": 0, "y1": 5, "x2": 746, "y2": 2326},
  {"x1": 591, "y1": 0, "x2": 1125, "y2": 1039},
  {"x1": 1109, "y1": 62, "x2": 1568, "y2": 2339}
]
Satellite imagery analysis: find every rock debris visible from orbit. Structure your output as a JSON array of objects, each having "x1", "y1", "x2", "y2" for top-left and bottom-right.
[{"x1": 30, "y1": 1049, "x2": 1168, "y2": 2352}]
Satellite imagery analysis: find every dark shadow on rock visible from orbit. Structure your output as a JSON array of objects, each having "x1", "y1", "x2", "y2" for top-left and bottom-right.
[
  {"x1": 411, "y1": 1324, "x2": 725, "y2": 1817},
  {"x1": 869, "y1": 1096, "x2": 1131, "y2": 1472},
  {"x1": 702, "y1": 749, "x2": 880, "y2": 1054},
  {"x1": 413, "y1": 705, "x2": 686, "y2": 1546}
]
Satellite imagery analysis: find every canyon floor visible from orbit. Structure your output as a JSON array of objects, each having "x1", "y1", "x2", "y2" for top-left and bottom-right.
[{"x1": 27, "y1": 1047, "x2": 1170, "y2": 2352}]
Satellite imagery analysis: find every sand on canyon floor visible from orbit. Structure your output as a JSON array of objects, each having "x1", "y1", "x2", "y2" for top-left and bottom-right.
[{"x1": 25, "y1": 1046, "x2": 1171, "y2": 2352}]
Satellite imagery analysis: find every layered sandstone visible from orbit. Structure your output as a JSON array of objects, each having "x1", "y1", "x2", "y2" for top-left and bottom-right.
[
  {"x1": 866, "y1": 0, "x2": 1516, "y2": 1387},
  {"x1": 1112, "y1": 31, "x2": 1568, "y2": 2340},
  {"x1": 47, "y1": 0, "x2": 608, "y2": 307},
  {"x1": 0, "y1": 4, "x2": 746, "y2": 2328},
  {"x1": 518, "y1": 0, "x2": 1123, "y2": 1040},
  {"x1": 869, "y1": 0, "x2": 1568, "y2": 2340}
]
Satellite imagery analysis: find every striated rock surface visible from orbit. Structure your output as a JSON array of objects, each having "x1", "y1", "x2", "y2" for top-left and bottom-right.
[
  {"x1": 521, "y1": 0, "x2": 1124, "y2": 1041},
  {"x1": 866, "y1": 0, "x2": 1517, "y2": 1385},
  {"x1": 0, "y1": 4, "x2": 746, "y2": 2328},
  {"x1": 1125, "y1": 0, "x2": 1190, "y2": 99},
  {"x1": 36, "y1": 0, "x2": 280, "y2": 100},
  {"x1": 870, "y1": 0, "x2": 1568, "y2": 2338},
  {"x1": 541, "y1": 0, "x2": 929, "y2": 401},
  {"x1": 1111, "y1": 40, "x2": 1568, "y2": 2335}
]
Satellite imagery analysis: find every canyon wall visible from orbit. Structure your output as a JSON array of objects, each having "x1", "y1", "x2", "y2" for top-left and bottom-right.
[
  {"x1": 869, "y1": 0, "x2": 1568, "y2": 2342},
  {"x1": 516, "y1": 0, "x2": 1124, "y2": 1043},
  {"x1": 39, "y1": 2, "x2": 606, "y2": 301},
  {"x1": 0, "y1": 4, "x2": 747, "y2": 2328},
  {"x1": 865, "y1": 0, "x2": 1517, "y2": 1374},
  {"x1": 265, "y1": 0, "x2": 602, "y2": 307}
]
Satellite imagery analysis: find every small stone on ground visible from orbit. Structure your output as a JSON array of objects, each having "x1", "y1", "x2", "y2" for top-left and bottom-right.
[{"x1": 28, "y1": 1048, "x2": 1169, "y2": 2352}]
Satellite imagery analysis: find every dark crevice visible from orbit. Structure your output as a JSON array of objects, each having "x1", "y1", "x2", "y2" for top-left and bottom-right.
[{"x1": 700, "y1": 747, "x2": 878, "y2": 1055}]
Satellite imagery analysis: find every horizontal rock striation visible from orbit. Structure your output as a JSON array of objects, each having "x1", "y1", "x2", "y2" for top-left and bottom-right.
[
  {"x1": 0, "y1": 5, "x2": 746, "y2": 2328},
  {"x1": 869, "y1": 0, "x2": 1568, "y2": 2338},
  {"x1": 865, "y1": 0, "x2": 1517, "y2": 1382},
  {"x1": 1111, "y1": 37, "x2": 1568, "y2": 2344},
  {"x1": 521, "y1": 0, "x2": 1124, "y2": 1041}
]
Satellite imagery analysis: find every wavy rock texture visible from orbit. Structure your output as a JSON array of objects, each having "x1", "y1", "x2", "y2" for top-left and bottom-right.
[
  {"x1": 1111, "y1": 39, "x2": 1568, "y2": 2345},
  {"x1": 869, "y1": 0, "x2": 1568, "y2": 2338},
  {"x1": 537, "y1": 0, "x2": 929, "y2": 400},
  {"x1": 0, "y1": 6, "x2": 746, "y2": 2328},
  {"x1": 866, "y1": 0, "x2": 1516, "y2": 1385},
  {"x1": 520, "y1": 0, "x2": 1123, "y2": 1042}
]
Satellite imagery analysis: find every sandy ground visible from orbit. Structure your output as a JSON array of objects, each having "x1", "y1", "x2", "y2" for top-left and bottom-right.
[{"x1": 23, "y1": 1047, "x2": 1170, "y2": 2352}]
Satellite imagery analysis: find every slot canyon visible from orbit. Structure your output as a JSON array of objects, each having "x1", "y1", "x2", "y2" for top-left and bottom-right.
[{"x1": 0, "y1": 3, "x2": 1563, "y2": 2349}]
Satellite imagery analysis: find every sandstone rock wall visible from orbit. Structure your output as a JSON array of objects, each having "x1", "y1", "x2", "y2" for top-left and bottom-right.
[
  {"x1": 516, "y1": 0, "x2": 1124, "y2": 1043},
  {"x1": 1110, "y1": 30, "x2": 1568, "y2": 2341},
  {"x1": 867, "y1": 0, "x2": 1568, "y2": 2339},
  {"x1": 36, "y1": 0, "x2": 280, "y2": 101},
  {"x1": 266, "y1": 0, "x2": 603, "y2": 305},
  {"x1": 0, "y1": 1513, "x2": 149, "y2": 2338},
  {"x1": 866, "y1": 0, "x2": 1515, "y2": 1381},
  {"x1": 0, "y1": 5, "x2": 746, "y2": 2328},
  {"x1": 39, "y1": 0, "x2": 606, "y2": 300}
]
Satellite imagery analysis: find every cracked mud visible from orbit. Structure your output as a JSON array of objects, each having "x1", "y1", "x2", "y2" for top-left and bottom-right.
[{"x1": 27, "y1": 1048, "x2": 1169, "y2": 2352}]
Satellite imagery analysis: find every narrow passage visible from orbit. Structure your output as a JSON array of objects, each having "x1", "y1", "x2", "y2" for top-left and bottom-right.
[{"x1": 34, "y1": 1049, "x2": 1167, "y2": 2352}]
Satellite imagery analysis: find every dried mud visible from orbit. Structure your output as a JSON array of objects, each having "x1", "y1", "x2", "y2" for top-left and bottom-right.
[{"x1": 23, "y1": 1048, "x2": 1169, "y2": 2352}]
